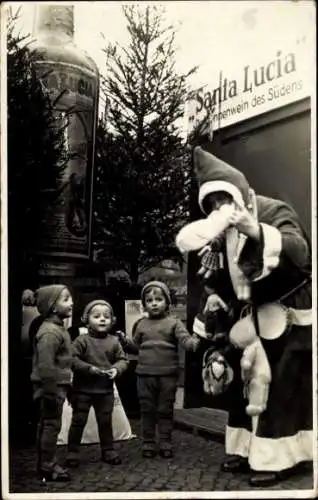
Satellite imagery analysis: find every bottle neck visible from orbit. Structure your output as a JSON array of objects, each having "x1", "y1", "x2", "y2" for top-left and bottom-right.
[{"x1": 33, "y1": 4, "x2": 74, "y2": 43}]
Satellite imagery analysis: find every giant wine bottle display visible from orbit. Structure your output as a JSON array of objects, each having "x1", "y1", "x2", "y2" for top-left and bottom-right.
[{"x1": 32, "y1": 4, "x2": 99, "y2": 259}]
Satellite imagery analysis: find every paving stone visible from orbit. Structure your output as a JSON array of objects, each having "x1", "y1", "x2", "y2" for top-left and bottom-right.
[{"x1": 6, "y1": 420, "x2": 314, "y2": 495}]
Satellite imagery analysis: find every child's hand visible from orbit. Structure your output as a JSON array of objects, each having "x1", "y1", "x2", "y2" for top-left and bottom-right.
[
  {"x1": 192, "y1": 333, "x2": 201, "y2": 351},
  {"x1": 104, "y1": 368, "x2": 117, "y2": 379},
  {"x1": 203, "y1": 294, "x2": 228, "y2": 314},
  {"x1": 115, "y1": 330, "x2": 125, "y2": 336},
  {"x1": 115, "y1": 330, "x2": 126, "y2": 342},
  {"x1": 89, "y1": 366, "x2": 106, "y2": 376}
]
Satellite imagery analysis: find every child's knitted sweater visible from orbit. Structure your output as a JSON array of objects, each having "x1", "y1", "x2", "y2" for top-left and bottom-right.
[
  {"x1": 127, "y1": 315, "x2": 199, "y2": 376},
  {"x1": 71, "y1": 332, "x2": 129, "y2": 393},
  {"x1": 31, "y1": 318, "x2": 72, "y2": 395}
]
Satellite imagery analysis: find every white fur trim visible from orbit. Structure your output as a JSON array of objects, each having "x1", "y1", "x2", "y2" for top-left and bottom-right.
[
  {"x1": 226, "y1": 227, "x2": 251, "y2": 300},
  {"x1": 249, "y1": 430, "x2": 313, "y2": 471},
  {"x1": 192, "y1": 316, "x2": 207, "y2": 338},
  {"x1": 226, "y1": 425, "x2": 313, "y2": 471},
  {"x1": 253, "y1": 223, "x2": 282, "y2": 281},
  {"x1": 176, "y1": 206, "x2": 235, "y2": 254},
  {"x1": 176, "y1": 218, "x2": 226, "y2": 253},
  {"x1": 199, "y1": 180, "x2": 245, "y2": 212},
  {"x1": 225, "y1": 425, "x2": 251, "y2": 458}
]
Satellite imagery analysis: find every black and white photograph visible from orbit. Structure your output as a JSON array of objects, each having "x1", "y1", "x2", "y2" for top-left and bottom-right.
[{"x1": 1, "y1": 1, "x2": 317, "y2": 498}]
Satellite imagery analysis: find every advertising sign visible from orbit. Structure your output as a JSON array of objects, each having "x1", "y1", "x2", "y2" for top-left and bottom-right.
[
  {"x1": 186, "y1": 37, "x2": 312, "y2": 136},
  {"x1": 35, "y1": 61, "x2": 99, "y2": 258}
]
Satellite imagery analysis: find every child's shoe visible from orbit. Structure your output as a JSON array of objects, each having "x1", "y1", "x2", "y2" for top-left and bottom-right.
[
  {"x1": 142, "y1": 449, "x2": 157, "y2": 458},
  {"x1": 142, "y1": 443, "x2": 156, "y2": 458},
  {"x1": 159, "y1": 441, "x2": 173, "y2": 458},
  {"x1": 101, "y1": 450, "x2": 122, "y2": 465},
  {"x1": 159, "y1": 448, "x2": 173, "y2": 459},
  {"x1": 38, "y1": 463, "x2": 70, "y2": 482},
  {"x1": 221, "y1": 456, "x2": 250, "y2": 473},
  {"x1": 65, "y1": 452, "x2": 80, "y2": 468}
]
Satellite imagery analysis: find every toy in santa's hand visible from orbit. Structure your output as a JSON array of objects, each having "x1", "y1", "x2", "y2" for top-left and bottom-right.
[
  {"x1": 175, "y1": 200, "x2": 237, "y2": 343},
  {"x1": 229, "y1": 315, "x2": 271, "y2": 416},
  {"x1": 202, "y1": 347, "x2": 234, "y2": 396}
]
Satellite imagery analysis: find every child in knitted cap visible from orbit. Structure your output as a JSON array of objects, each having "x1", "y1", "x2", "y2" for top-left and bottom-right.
[
  {"x1": 121, "y1": 280, "x2": 200, "y2": 458},
  {"x1": 30, "y1": 284, "x2": 73, "y2": 482},
  {"x1": 66, "y1": 300, "x2": 129, "y2": 467}
]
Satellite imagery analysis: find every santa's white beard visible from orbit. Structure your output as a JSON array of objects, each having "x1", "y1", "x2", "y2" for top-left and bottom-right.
[{"x1": 175, "y1": 203, "x2": 235, "y2": 254}]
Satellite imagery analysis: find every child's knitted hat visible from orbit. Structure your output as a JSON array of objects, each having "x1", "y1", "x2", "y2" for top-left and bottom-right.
[
  {"x1": 141, "y1": 281, "x2": 171, "y2": 307},
  {"x1": 36, "y1": 284, "x2": 67, "y2": 318},
  {"x1": 22, "y1": 289, "x2": 35, "y2": 307},
  {"x1": 81, "y1": 300, "x2": 114, "y2": 324},
  {"x1": 193, "y1": 146, "x2": 250, "y2": 212}
]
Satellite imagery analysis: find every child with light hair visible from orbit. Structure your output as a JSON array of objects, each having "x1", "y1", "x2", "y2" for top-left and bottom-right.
[
  {"x1": 120, "y1": 281, "x2": 200, "y2": 458},
  {"x1": 66, "y1": 300, "x2": 129, "y2": 466}
]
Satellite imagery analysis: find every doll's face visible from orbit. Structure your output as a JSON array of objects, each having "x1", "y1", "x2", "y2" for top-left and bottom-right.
[{"x1": 202, "y1": 191, "x2": 234, "y2": 214}]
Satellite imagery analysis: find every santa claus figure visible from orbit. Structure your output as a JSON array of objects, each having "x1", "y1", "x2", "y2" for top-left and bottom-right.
[{"x1": 176, "y1": 146, "x2": 312, "y2": 486}]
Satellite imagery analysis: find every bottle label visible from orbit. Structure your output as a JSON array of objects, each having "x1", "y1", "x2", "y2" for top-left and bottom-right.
[{"x1": 35, "y1": 62, "x2": 98, "y2": 258}]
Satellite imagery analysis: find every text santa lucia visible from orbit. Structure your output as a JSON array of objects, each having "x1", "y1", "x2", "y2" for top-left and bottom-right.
[{"x1": 191, "y1": 50, "x2": 296, "y2": 112}]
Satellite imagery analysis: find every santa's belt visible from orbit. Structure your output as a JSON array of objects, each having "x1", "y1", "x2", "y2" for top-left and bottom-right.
[{"x1": 193, "y1": 307, "x2": 312, "y2": 339}]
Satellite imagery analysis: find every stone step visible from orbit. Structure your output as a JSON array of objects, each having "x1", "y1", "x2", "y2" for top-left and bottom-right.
[{"x1": 174, "y1": 407, "x2": 228, "y2": 442}]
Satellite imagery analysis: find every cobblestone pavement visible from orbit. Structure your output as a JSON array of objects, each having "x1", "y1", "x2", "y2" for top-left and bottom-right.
[{"x1": 7, "y1": 421, "x2": 314, "y2": 496}]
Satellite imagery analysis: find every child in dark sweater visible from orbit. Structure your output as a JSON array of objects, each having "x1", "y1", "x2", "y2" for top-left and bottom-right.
[
  {"x1": 66, "y1": 300, "x2": 129, "y2": 466},
  {"x1": 121, "y1": 281, "x2": 200, "y2": 458},
  {"x1": 31, "y1": 284, "x2": 73, "y2": 482}
]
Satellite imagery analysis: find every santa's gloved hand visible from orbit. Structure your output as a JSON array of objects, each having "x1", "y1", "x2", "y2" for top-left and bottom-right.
[
  {"x1": 204, "y1": 329, "x2": 229, "y2": 347},
  {"x1": 213, "y1": 331, "x2": 229, "y2": 345},
  {"x1": 228, "y1": 206, "x2": 260, "y2": 240}
]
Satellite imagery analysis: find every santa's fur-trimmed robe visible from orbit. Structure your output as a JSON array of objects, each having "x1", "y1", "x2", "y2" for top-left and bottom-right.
[{"x1": 193, "y1": 195, "x2": 313, "y2": 472}]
